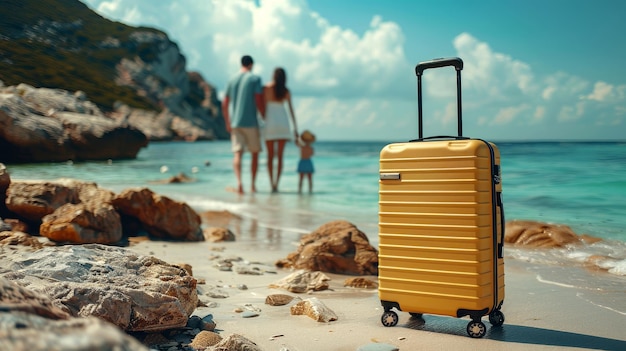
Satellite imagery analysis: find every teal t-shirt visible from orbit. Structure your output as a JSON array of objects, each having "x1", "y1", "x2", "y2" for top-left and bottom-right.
[{"x1": 225, "y1": 72, "x2": 262, "y2": 128}]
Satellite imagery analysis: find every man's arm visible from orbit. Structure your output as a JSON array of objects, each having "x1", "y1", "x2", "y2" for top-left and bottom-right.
[
  {"x1": 255, "y1": 93, "x2": 265, "y2": 119},
  {"x1": 222, "y1": 96, "x2": 231, "y2": 133}
]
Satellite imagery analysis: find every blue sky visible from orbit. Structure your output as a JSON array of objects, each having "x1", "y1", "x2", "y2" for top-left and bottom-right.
[{"x1": 81, "y1": 0, "x2": 626, "y2": 141}]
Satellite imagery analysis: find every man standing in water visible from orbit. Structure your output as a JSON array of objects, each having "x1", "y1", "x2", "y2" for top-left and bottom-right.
[{"x1": 222, "y1": 55, "x2": 265, "y2": 194}]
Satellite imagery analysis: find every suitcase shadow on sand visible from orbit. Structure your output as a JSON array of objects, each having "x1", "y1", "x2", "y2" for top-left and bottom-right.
[{"x1": 402, "y1": 315, "x2": 626, "y2": 351}]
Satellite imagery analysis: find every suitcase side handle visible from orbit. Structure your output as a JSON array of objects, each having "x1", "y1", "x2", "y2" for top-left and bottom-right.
[{"x1": 415, "y1": 57, "x2": 463, "y2": 139}]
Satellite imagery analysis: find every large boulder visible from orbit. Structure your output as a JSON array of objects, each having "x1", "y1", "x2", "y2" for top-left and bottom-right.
[
  {"x1": 0, "y1": 243, "x2": 198, "y2": 332},
  {"x1": 112, "y1": 188, "x2": 204, "y2": 241},
  {"x1": 0, "y1": 277, "x2": 149, "y2": 351},
  {"x1": 0, "y1": 84, "x2": 147, "y2": 163},
  {"x1": 275, "y1": 220, "x2": 379, "y2": 275},
  {"x1": 0, "y1": 313, "x2": 150, "y2": 351},
  {"x1": 0, "y1": 275, "x2": 69, "y2": 320}
]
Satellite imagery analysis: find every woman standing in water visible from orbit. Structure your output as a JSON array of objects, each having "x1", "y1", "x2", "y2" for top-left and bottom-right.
[{"x1": 263, "y1": 67, "x2": 298, "y2": 192}]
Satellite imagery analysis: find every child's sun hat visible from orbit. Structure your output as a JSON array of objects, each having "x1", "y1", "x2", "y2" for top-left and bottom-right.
[{"x1": 300, "y1": 130, "x2": 316, "y2": 143}]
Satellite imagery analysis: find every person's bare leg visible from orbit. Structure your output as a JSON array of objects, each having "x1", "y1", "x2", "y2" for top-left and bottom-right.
[
  {"x1": 266, "y1": 140, "x2": 276, "y2": 192},
  {"x1": 307, "y1": 173, "x2": 313, "y2": 193},
  {"x1": 233, "y1": 150, "x2": 244, "y2": 194},
  {"x1": 251, "y1": 151, "x2": 259, "y2": 193},
  {"x1": 298, "y1": 173, "x2": 303, "y2": 194},
  {"x1": 275, "y1": 140, "x2": 287, "y2": 192}
]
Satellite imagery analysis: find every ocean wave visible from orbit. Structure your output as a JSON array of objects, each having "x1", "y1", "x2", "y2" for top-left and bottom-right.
[
  {"x1": 505, "y1": 238, "x2": 626, "y2": 277},
  {"x1": 185, "y1": 197, "x2": 251, "y2": 214}
]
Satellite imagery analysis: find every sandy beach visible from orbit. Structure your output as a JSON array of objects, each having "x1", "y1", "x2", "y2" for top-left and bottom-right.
[{"x1": 126, "y1": 215, "x2": 626, "y2": 351}]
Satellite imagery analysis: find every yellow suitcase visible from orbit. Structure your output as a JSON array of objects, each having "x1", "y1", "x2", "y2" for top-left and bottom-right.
[{"x1": 378, "y1": 58, "x2": 505, "y2": 338}]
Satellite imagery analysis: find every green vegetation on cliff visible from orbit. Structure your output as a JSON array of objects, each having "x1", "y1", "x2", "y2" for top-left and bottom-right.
[{"x1": 0, "y1": 0, "x2": 164, "y2": 111}]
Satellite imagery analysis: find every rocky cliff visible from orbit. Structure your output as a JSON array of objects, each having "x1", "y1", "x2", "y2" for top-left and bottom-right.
[
  {"x1": 0, "y1": 82, "x2": 148, "y2": 163},
  {"x1": 0, "y1": 0, "x2": 228, "y2": 148}
]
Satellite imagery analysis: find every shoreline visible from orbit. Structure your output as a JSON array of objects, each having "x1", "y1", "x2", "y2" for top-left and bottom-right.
[{"x1": 127, "y1": 223, "x2": 626, "y2": 351}]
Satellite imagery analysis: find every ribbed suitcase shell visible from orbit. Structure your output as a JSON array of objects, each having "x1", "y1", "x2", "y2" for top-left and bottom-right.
[{"x1": 378, "y1": 138, "x2": 504, "y2": 319}]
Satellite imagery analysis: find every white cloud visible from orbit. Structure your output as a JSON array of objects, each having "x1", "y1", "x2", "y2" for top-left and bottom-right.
[
  {"x1": 587, "y1": 81, "x2": 614, "y2": 102},
  {"x1": 533, "y1": 106, "x2": 545, "y2": 123},
  {"x1": 558, "y1": 102, "x2": 585, "y2": 122},
  {"x1": 493, "y1": 104, "x2": 530, "y2": 125},
  {"x1": 451, "y1": 33, "x2": 535, "y2": 99}
]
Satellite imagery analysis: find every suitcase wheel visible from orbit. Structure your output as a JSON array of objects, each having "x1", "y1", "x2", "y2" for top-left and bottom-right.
[
  {"x1": 488, "y1": 310, "x2": 505, "y2": 327},
  {"x1": 466, "y1": 320, "x2": 487, "y2": 338},
  {"x1": 381, "y1": 311, "x2": 399, "y2": 327}
]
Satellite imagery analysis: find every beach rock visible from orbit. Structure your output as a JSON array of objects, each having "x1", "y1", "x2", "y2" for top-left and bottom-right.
[
  {"x1": 211, "y1": 333, "x2": 262, "y2": 351},
  {"x1": 344, "y1": 277, "x2": 378, "y2": 289},
  {"x1": 0, "y1": 276, "x2": 70, "y2": 320},
  {"x1": 290, "y1": 297, "x2": 338, "y2": 322},
  {"x1": 241, "y1": 311, "x2": 259, "y2": 318},
  {"x1": 0, "y1": 244, "x2": 198, "y2": 332},
  {"x1": 205, "y1": 287, "x2": 229, "y2": 298},
  {"x1": 204, "y1": 227, "x2": 236, "y2": 242},
  {"x1": 269, "y1": 270, "x2": 331, "y2": 293},
  {"x1": 6, "y1": 179, "x2": 82, "y2": 222},
  {"x1": 0, "y1": 231, "x2": 46, "y2": 249},
  {"x1": 112, "y1": 187, "x2": 203, "y2": 241},
  {"x1": 0, "y1": 84, "x2": 148, "y2": 163},
  {"x1": 234, "y1": 263, "x2": 267, "y2": 275},
  {"x1": 0, "y1": 313, "x2": 150, "y2": 351},
  {"x1": 6, "y1": 178, "x2": 114, "y2": 217},
  {"x1": 505, "y1": 220, "x2": 601, "y2": 248},
  {"x1": 1, "y1": 218, "x2": 30, "y2": 233},
  {"x1": 176, "y1": 263, "x2": 194, "y2": 276},
  {"x1": 275, "y1": 220, "x2": 379, "y2": 275},
  {"x1": 0, "y1": 276, "x2": 149, "y2": 350},
  {"x1": 189, "y1": 330, "x2": 223, "y2": 349},
  {"x1": 187, "y1": 314, "x2": 216, "y2": 331},
  {"x1": 0, "y1": 163, "x2": 10, "y2": 217},
  {"x1": 6, "y1": 179, "x2": 123, "y2": 244},
  {"x1": 40, "y1": 202, "x2": 122, "y2": 244},
  {"x1": 265, "y1": 294, "x2": 298, "y2": 306},
  {"x1": 0, "y1": 218, "x2": 13, "y2": 232}
]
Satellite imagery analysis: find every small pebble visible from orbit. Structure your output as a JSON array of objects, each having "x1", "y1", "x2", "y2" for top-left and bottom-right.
[
  {"x1": 241, "y1": 311, "x2": 259, "y2": 318},
  {"x1": 356, "y1": 343, "x2": 399, "y2": 351}
]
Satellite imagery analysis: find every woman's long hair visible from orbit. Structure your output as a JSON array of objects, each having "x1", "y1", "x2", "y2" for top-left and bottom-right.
[{"x1": 273, "y1": 68, "x2": 287, "y2": 100}]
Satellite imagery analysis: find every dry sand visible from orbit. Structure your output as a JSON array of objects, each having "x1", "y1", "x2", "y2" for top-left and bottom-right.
[{"x1": 126, "y1": 232, "x2": 626, "y2": 351}]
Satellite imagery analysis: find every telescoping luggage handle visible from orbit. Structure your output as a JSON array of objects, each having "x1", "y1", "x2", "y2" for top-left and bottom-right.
[{"x1": 414, "y1": 57, "x2": 464, "y2": 140}]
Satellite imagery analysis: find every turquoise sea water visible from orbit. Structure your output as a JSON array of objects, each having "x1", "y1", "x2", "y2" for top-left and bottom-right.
[{"x1": 6, "y1": 140, "x2": 626, "y2": 284}]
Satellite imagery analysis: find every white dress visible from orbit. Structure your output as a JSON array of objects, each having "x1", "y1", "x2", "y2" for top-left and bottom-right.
[{"x1": 264, "y1": 101, "x2": 292, "y2": 141}]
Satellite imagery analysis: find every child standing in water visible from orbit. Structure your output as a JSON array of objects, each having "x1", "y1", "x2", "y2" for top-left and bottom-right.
[{"x1": 297, "y1": 130, "x2": 315, "y2": 194}]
